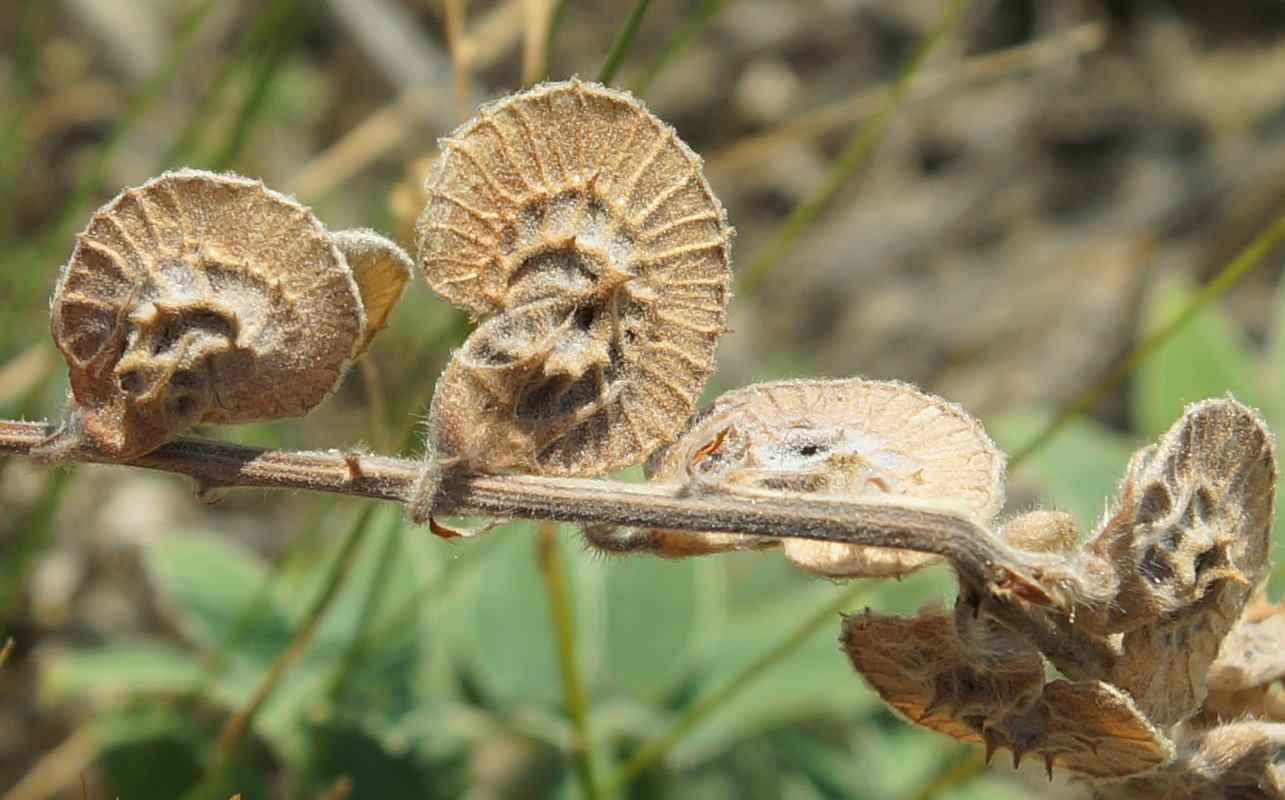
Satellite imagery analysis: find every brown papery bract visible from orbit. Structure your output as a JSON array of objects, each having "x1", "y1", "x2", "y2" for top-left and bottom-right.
[
  {"x1": 41, "y1": 168, "x2": 410, "y2": 460},
  {"x1": 417, "y1": 80, "x2": 732, "y2": 476},
  {"x1": 1073, "y1": 398, "x2": 1277, "y2": 727}
]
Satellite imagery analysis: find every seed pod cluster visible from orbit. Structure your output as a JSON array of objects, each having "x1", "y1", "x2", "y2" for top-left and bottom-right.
[
  {"x1": 416, "y1": 80, "x2": 732, "y2": 476},
  {"x1": 585, "y1": 377, "x2": 1006, "y2": 578},
  {"x1": 42, "y1": 168, "x2": 411, "y2": 460},
  {"x1": 841, "y1": 397, "x2": 1280, "y2": 789}
]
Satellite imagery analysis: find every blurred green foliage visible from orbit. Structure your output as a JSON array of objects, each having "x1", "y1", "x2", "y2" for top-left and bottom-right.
[{"x1": 5, "y1": 1, "x2": 1285, "y2": 799}]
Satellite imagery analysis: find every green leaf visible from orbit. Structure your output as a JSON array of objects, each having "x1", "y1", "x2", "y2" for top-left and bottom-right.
[
  {"x1": 302, "y1": 721, "x2": 456, "y2": 797},
  {"x1": 440, "y1": 522, "x2": 603, "y2": 711},
  {"x1": 40, "y1": 643, "x2": 201, "y2": 704},
  {"x1": 601, "y1": 553, "x2": 725, "y2": 701},
  {"x1": 1264, "y1": 273, "x2": 1285, "y2": 412},
  {"x1": 143, "y1": 529, "x2": 291, "y2": 654},
  {"x1": 676, "y1": 582, "x2": 878, "y2": 758},
  {"x1": 1133, "y1": 272, "x2": 1264, "y2": 438}
]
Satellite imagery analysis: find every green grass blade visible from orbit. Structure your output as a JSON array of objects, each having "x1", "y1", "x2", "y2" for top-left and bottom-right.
[
  {"x1": 540, "y1": 0, "x2": 574, "y2": 81},
  {"x1": 736, "y1": 0, "x2": 971, "y2": 294},
  {"x1": 596, "y1": 0, "x2": 655, "y2": 85},
  {"x1": 0, "y1": 0, "x2": 50, "y2": 249},
  {"x1": 164, "y1": 0, "x2": 315, "y2": 170},
  {"x1": 603, "y1": 581, "x2": 873, "y2": 791},
  {"x1": 1009, "y1": 205, "x2": 1285, "y2": 466},
  {"x1": 538, "y1": 523, "x2": 600, "y2": 800},
  {"x1": 631, "y1": 0, "x2": 729, "y2": 96},
  {"x1": 5, "y1": 0, "x2": 224, "y2": 338}
]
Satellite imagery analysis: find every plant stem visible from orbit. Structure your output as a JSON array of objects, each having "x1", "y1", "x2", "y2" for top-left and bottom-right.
[
  {"x1": 0, "y1": 418, "x2": 1100, "y2": 671},
  {"x1": 537, "y1": 523, "x2": 600, "y2": 800}
]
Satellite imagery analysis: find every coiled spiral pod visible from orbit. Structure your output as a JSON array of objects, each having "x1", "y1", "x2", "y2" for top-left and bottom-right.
[
  {"x1": 587, "y1": 378, "x2": 1007, "y2": 578},
  {"x1": 43, "y1": 168, "x2": 411, "y2": 460},
  {"x1": 417, "y1": 80, "x2": 732, "y2": 475}
]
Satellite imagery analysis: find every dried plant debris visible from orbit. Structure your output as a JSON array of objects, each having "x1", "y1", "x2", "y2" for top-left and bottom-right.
[
  {"x1": 841, "y1": 606, "x2": 1045, "y2": 744},
  {"x1": 842, "y1": 397, "x2": 1282, "y2": 793},
  {"x1": 841, "y1": 607, "x2": 1173, "y2": 779},
  {"x1": 418, "y1": 79, "x2": 732, "y2": 476},
  {"x1": 1103, "y1": 722, "x2": 1285, "y2": 800},
  {"x1": 41, "y1": 168, "x2": 411, "y2": 460},
  {"x1": 1202, "y1": 596, "x2": 1285, "y2": 723},
  {"x1": 1072, "y1": 398, "x2": 1276, "y2": 727},
  {"x1": 585, "y1": 377, "x2": 1006, "y2": 578}
]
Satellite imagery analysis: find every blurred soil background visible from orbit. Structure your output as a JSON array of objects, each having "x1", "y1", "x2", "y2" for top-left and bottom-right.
[{"x1": 3, "y1": 0, "x2": 1285, "y2": 798}]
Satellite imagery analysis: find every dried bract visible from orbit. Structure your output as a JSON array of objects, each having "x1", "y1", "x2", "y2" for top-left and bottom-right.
[
  {"x1": 1203, "y1": 595, "x2": 1285, "y2": 722},
  {"x1": 592, "y1": 378, "x2": 1005, "y2": 576},
  {"x1": 42, "y1": 168, "x2": 410, "y2": 459},
  {"x1": 842, "y1": 607, "x2": 1174, "y2": 779},
  {"x1": 332, "y1": 228, "x2": 414, "y2": 352},
  {"x1": 1104, "y1": 721, "x2": 1285, "y2": 800},
  {"x1": 840, "y1": 397, "x2": 1280, "y2": 785},
  {"x1": 1083, "y1": 398, "x2": 1276, "y2": 727},
  {"x1": 418, "y1": 80, "x2": 732, "y2": 475},
  {"x1": 841, "y1": 606, "x2": 1044, "y2": 743},
  {"x1": 987, "y1": 680, "x2": 1174, "y2": 779}
]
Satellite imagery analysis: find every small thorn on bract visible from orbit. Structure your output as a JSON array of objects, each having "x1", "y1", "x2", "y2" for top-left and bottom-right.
[
  {"x1": 1001, "y1": 568, "x2": 1056, "y2": 606},
  {"x1": 429, "y1": 517, "x2": 463, "y2": 539},
  {"x1": 984, "y1": 737, "x2": 999, "y2": 765},
  {"x1": 1043, "y1": 753, "x2": 1055, "y2": 781},
  {"x1": 1012, "y1": 748, "x2": 1025, "y2": 769},
  {"x1": 193, "y1": 479, "x2": 227, "y2": 505}
]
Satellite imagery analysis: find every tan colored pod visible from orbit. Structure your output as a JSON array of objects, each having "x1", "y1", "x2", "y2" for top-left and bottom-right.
[
  {"x1": 841, "y1": 606, "x2": 1045, "y2": 745},
  {"x1": 1066, "y1": 398, "x2": 1277, "y2": 728},
  {"x1": 418, "y1": 79, "x2": 732, "y2": 475},
  {"x1": 332, "y1": 228, "x2": 414, "y2": 353},
  {"x1": 623, "y1": 378, "x2": 1006, "y2": 576},
  {"x1": 43, "y1": 168, "x2": 410, "y2": 459}
]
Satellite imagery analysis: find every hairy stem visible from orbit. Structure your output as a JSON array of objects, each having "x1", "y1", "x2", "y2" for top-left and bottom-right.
[{"x1": 1, "y1": 418, "x2": 1096, "y2": 662}]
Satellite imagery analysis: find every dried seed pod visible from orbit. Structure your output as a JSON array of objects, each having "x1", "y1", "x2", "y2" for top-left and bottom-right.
[
  {"x1": 1071, "y1": 398, "x2": 1277, "y2": 727},
  {"x1": 605, "y1": 378, "x2": 1005, "y2": 574},
  {"x1": 1104, "y1": 721, "x2": 1285, "y2": 800},
  {"x1": 841, "y1": 606, "x2": 1045, "y2": 743},
  {"x1": 418, "y1": 79, "x2": 732, "y2": 475},
  {"x1": 42, "y1": 168, "x2": 410, "y2": 459},
  {"x1": 1204, "y1": 596, "x2": 1285, "y2": 722},
  {"x1": 983, "y1": 680, "x2": 1174, "y2": 779}
]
